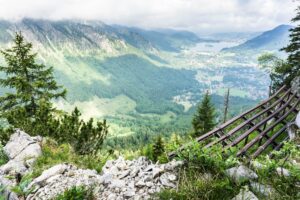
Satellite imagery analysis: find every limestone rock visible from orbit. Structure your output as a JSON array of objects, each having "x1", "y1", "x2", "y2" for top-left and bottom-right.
[
  {"x1": 276, "y1": 167, "x2": 290, "y2": 177},
  {"x1": 97, "y1": 156, "x2": 182, "y2": 199},
  {"x1": 0, "y1": 130, "x2": 42, "y2": 200},
  {"x1": 296, "y1": 111, "x2": 300, "y2": 129},
  {"x1": 291, "y1": 76, "x2": 300, "y2": 97},
  {"x1": 250, "y1": 181, "x2": 275, "y2": 197},
  {"x1": 225, "y1": 165, "x2": 258, "y2": 183},
  {"x1": 232, "y1": 187, "x2": 258, "y2": 200}
]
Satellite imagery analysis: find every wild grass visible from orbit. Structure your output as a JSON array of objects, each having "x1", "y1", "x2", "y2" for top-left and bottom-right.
[{"x1": 31, "y1": 138, "x2": 110, "y2": 178}]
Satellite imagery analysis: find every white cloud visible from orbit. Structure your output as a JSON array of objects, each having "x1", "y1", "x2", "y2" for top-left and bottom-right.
[{"x1": 0, "y1": 0, "x2": 297, "y2": 33}]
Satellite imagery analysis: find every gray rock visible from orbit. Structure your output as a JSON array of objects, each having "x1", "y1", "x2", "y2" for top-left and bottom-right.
[
  {"x1": 124, "y1": 189, "x2": 135, "y2": 198},
  {"x1": 291, "y1": 76, "x2": 300, "y2": 96},
  {"x1": 250, "y1": 160, "x2": 266, "y2": 170},
  {"x1": 0, "y1": 160, "x2": 27, "y2": 175},
  {"x1": 4, "y1": 130, "x2": 36, "y2": 159},
  {"x1": 0, "y1": 175, "x2": 19, "y2": 200},
  {"x1": 13, "y1": 143, "x2": 41, "y2": 162},
  {"x1": 31, "y1": 164, "x2": 70, "y2": 187},
  {"x1": 276, "y1": 167, "x2": 290, "y2": 177},
  {"x1": 250, "y1": 181, "x2": 275, "y2": 197},
  {"x1": 232, "y1": 188, "x2": 258, "y2": 200},
  {"x1": 296, "y1": 111, "x2": 300, "y2": 129},
  {"x1": 225, "y1": 165, "x2": 258, "y2": 183}
]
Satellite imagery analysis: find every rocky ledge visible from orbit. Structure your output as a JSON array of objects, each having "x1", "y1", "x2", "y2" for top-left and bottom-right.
[{"x1": 0, "y1": 130, "x2": 183, "y2": 200}]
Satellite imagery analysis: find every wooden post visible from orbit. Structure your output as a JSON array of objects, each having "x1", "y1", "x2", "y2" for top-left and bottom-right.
[{"x1": 223, "y1": 88, "x2": 230, "y2": 123}]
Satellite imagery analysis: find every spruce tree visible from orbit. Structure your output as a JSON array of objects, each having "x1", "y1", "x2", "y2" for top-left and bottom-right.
[
  {"x1": 275, "y1": 6, "x2": 300, "y2": 87},
  {"x1": 0, "y1": 32, "x2": 66, "y2": 122},
  {"x1": 192, "y1": 91, "x2": 216, "y2": 137},
  {"x1": 152, "y1": 135, "x2": 165, "y2": 162}
]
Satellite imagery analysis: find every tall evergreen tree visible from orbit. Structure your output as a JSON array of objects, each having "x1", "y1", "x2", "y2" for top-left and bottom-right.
[
  {"x1": 192, "y1": 91, "x2": 216, "y2": 137},
  {"x1": 0, "y1": 32, "x2": 66, "y2": 121},
  {"x1": 152, "y1": 135, "x2": 165, "y2": 162},
  {"x1": 275, "y1": 6, "x2": 300, "y2": 87}
]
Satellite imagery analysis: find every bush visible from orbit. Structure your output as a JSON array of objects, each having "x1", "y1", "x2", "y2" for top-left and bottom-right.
[
  {"x1": 176, "y1": 141, "x2": 238, "y2": 173},
  {"x1": 158, "y1": 165, "x2": 238, "y2": 200},
  {"x1": 55, "y1": 186, "x2": 94, "y2": 200},
  {"x1": 157, "y1": 140, "x2": 240, "y2": 199},
  {"x1": 31, "y1": 138, "x2": 109, "y2": 178},
  {"x1": 253, "y1": 142, "x2": 300, "y2": 199}
]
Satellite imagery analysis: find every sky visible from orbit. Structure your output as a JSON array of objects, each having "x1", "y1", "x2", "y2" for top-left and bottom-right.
[{"x1": 0, "y1": 0, "x2": 298, "y2": 33}]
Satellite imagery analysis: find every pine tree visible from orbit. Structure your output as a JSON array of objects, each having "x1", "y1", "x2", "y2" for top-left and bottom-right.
[
  {"x1": 192, "y1": 91, "x2": 216, "y2": 137},
  {"x1": 0, "y1": 32, "x2": 66, "y2": 122},
  {"x1": 152, "y1": 135, "x2": 165, "y2": 162},
  {"x1": 275, "y1": 6, "x2": 300, "y2": 87}
]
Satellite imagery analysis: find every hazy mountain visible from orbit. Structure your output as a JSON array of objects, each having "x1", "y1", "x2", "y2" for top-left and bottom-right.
[
  {"x1": 0, "y1": 18, "x2": 203, "y2": 115},
  {"x1": 0, "y1": 18, "x2": 279, "y2": 140},
  {"x1": 222, "y1": 25, "x2": 292, "y2": 52},
  {"x1": 114, "y1": 26, "x2": 217, "y2": 52}
]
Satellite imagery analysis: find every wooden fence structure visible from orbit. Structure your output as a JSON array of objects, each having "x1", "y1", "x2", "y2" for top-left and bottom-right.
[{"x1": 169, "y1": 85, "x2": 300, "y2": 159}]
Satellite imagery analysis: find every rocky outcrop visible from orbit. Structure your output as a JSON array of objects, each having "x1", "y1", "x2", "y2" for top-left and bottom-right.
[
  {"x1": 291, "y1": 76, "x2": 300, "y2": 96},
  {"x1": 232, "y1": 187, "x2": 258, "y2": 200},
  {"x1": 0, "y1": 130, "x2": 42, "y2": 200},
  {"x1": 0, "y1": 131, "x2": 183, "y2": 200},
  {"x1": 27, "y1": 157, "x2": 183, "y2": 200},
  {"x1": 250, "y1": 181, "x2": 275, "y2": 197},
  {"x1": 26, "y1": 164, "x2": 102, "y2": 200},
  {"x1": 97, "y1": 157, "x2": 183, "y2": 200}
]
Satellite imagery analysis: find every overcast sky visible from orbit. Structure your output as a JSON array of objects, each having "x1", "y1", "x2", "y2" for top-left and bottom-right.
[{"x1": 0, "y1": 0, "x2": 298, "y2": 33}]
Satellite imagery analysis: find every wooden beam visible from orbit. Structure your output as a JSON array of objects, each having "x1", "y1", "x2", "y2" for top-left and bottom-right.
[
  {"x1": 230, "y1": 96, "x2": 299, "y2": 150},
  {"x1": 205, "y1": 88, "x2": 292, "y2": 148}
]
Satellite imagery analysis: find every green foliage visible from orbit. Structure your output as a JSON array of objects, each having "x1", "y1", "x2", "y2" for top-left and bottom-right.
[
  {"x1": 0, "y1": 143, "x2": 8, "y2": 165},
  {"x1": 54, "y1": 107, "x2": 109, "y2": 155},
  {"x1": 279, "y1": 6, "x2": 300, "y2": 86},
  {"x1": 55, "y1": 186, "x2": 94, "y2": 200},
  {"x1": 158, "y1": 168, "x2": 237, "y2": 200},
  {"x1": 177, "y1": 141, "x2": 238, "y2": 173},
  {"x1": 259, "y1": 7, "x2": 300, "y2": 89},
  {"x1": 152, "y1": 135, "x2": 165, "y2": 162},
  {"x1": 11, "y1": 174, "x2": 35, "y2": 199},
  {"x1": 253, "y1": 142, "x2": 300, "y2": 199},
  {"x1": 258, "y1": 53, "x2": 288, "y2": 91},
  {"x1": 192, "y1": 92, "x2": 216, "y2": 137},
  {"x1": 0, "y1": 32, "x2": 66, "y2": 121},
  {"x1": 0, "y1": 33, "x2": 108, "y2": 155},
  {"x1": 158, "y1": 141, "x2": 239, "y2": 200},
  {"x1": 32, "y1": 139, "x2": 108, "y2": 177}
]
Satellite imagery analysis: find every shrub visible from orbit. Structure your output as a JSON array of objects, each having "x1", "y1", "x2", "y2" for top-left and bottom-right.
[
  {"x1": 158, "y1": 165, "x2": 238, "y2": 200},
  {"x1": 31, "y1": 138, "x2": 109, "y2": 178},
  {"x1": 55, "y1": 186, "x2": 94, "y2": 200}
]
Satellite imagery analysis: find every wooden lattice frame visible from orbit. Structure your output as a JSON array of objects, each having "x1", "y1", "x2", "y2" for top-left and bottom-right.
[{"x1": 169, "y1": 85, "x2": 300, "y2": 159}]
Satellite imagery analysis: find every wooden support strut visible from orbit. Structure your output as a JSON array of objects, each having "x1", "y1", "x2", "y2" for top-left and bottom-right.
[
  {"x1": 241, "y1": 116, "x2": 278, "y2": 148},
  {"x1": 167, "y1": 85, "x2": 293, "y2": 159},
  {"x1": 225, "y1": 93, "x2": 299, "y2": 149},
  {"x1": 251, "y1": 120, "x2": 293, "y2": 159},
  {"x1": 236, "y1": 101, "x2": 300, "y2": 157},
  {"x1": 195, "y1": 85, "x2": 287, "y2": 144},
  {"x1": 205, "y1": 88, "x2": 292, "y2": 148}
]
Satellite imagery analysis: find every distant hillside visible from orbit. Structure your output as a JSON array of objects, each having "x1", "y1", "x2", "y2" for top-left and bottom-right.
[
  {"x1": 112, "y1": 26, "x2": 216, "y2": 52},
  {"x1": 0, "y1": 18, "x2": 202, "y2": 115},
  {"x1": 222, "y1": 25, "x2": 292, "y2": 52}
]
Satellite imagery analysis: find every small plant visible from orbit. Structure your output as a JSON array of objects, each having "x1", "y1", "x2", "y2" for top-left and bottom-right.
[
  {"x1": 0, "y1": 143, "x2": 8, "y2": 166},
  {"x1": 55, "y1": 186, "x2": 94, "y2": 200},
  {"x1": 10, "y1": 174, "x2": 35, "y2": 199},
  {"x1": 32, "y1": 138, "x2": 108, "y2": 178}
]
